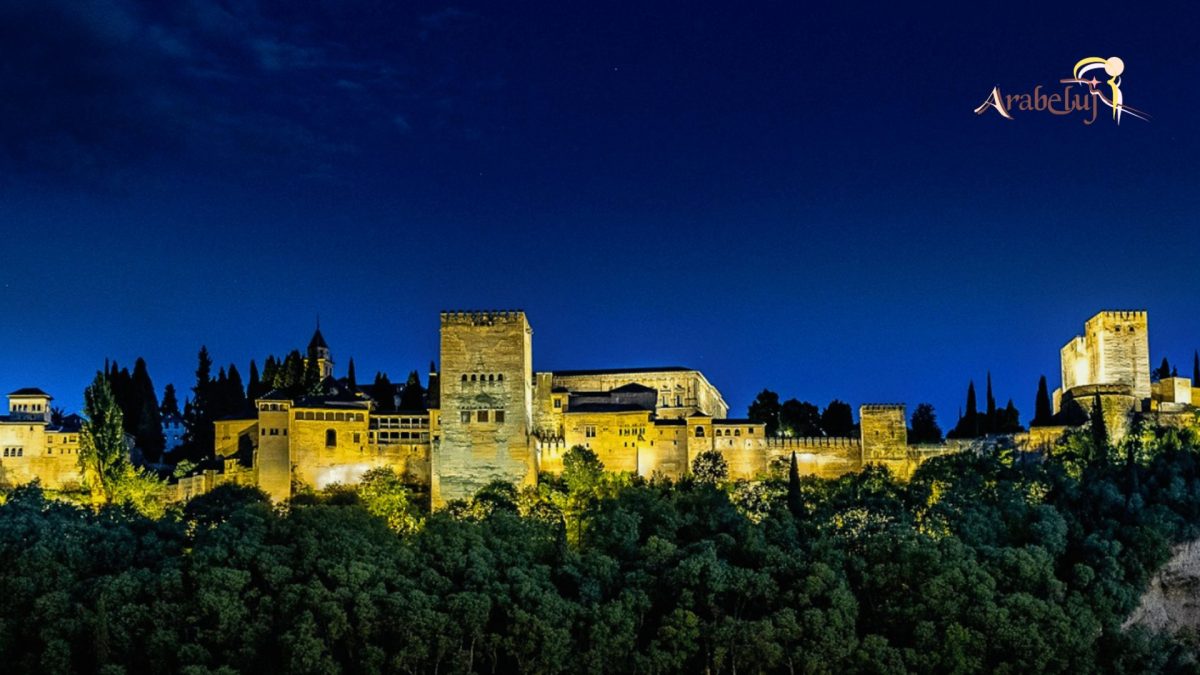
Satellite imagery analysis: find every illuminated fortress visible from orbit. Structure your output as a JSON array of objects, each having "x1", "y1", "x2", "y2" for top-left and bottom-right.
[
  {"x1": 233, "y1": 310, "x2": 916, "y2": 505},
  {"x1": 2, "y1": 309, "x2": 1195, "y2": 504}
]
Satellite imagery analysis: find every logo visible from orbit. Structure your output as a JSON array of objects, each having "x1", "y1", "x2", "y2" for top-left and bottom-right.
[{"x1": 975, "y1": 56, "x2": 1148, "y2": 125}]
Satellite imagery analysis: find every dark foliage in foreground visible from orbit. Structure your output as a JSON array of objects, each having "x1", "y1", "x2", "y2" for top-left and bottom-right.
[{"x1": 2, "y1": 427, "x2": 1200, "y2": 673}]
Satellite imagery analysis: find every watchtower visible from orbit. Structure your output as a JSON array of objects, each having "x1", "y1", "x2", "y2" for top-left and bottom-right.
[
  {"x1": 434, "y1": 310, "x2": 535, "y2": 506},
  {"x1": 859, "y1": 404, "x2": 907, "y2": 460}
]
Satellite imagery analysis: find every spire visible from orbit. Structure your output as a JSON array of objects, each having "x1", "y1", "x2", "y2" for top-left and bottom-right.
[{"x1": 308, "y1": 323, "x2": 329, "y2": 352}]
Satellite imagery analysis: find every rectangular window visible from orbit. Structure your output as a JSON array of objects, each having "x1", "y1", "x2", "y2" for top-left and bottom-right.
[
  {"x1": 477, "y1": 410, "x2": 489, "y2": 423},
  {"x1": 353, "y1": 432, "x2": 361, "y2": 444},
  {"x1": 495, "y1": 410, "x2": 505, "y2": 423},
  {"x1": 585, "y1": 425, "x2": 596, "y2": 438},
  {"x1": 553, "y1": 398, "x2": 562, "y2": 409},
  {"x1": 461, "y1": 411, "x2": 471, "y2": 423}
]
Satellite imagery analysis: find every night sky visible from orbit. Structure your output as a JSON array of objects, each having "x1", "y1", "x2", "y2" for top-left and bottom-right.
[{"x1": 2, "y1": 1, "x2": 1197, "y2": 426}]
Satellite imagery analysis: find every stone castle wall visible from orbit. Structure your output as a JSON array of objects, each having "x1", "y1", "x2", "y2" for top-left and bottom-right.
[
  {"x1": 434, "y1": 311, "x2": 536, "y2": 506},
  {"x1": 0, "y1": 424, "x2": 84, "y2": 491}
]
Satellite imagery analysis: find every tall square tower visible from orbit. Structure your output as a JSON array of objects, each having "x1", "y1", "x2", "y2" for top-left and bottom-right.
[
  {"x1": 1059, "y1": 311, "x2": 1151, "y2": 402},
  {"x1": 434, "y1": 310, "x2": 535, "y2": 506}
]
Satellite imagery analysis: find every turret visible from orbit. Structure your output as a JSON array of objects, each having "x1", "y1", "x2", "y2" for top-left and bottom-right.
[{"x1": 307, "y1": 322, "x2": 334, "y2": 379}]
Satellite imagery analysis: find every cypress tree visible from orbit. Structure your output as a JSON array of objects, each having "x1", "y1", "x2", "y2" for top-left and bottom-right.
[
  {"x1": 247, "y1": 360, "x2": 262, "y2": 401},
  {"x1": 1033, "y1": 375, "x2": 1053, "y2": 426},
  {"x1": 400, "y1": 370, "x2": 427, "y2": 410},
  {"x1": 261, "y1": 356, "x2": 279, "y2": 392},
  {"x1": 1194, "y1": 350, "x2": 1199, "y2": 385},
  {"x1": 1156, "y1": 357, "x2": 1172, "y2": 380},
  {"x1": 302, "y1": 350, "x2": 322, "y2": 395},
  {"x1": 1001, "y1": 399, "x2": 1020, "y2": 433},
  {"x1": 182, "y1": 346, "x2": 215, "y2": 462},
  {"x1": 283, "y1": 350, "x2": 305, "y2": 395},
  {"x1": 371, "y1": 372, "x2": 394, "y2": 412},
  {"x1": 787, "y1": 451, "x2": 802, "y2": 516},
  {"x1": 131, "y1": 357, "x2": 165, "y2": 461},
  {"x1": 965, "y1": 381, "x2": 978, "y2": 436},
  {"x1": 227, "y1": 364, "x2": 246, "y2": 406},
  {"x1": 347, "y1": 358, "x2": 358, "y2": 390},
  {"x1": 160, "y1": 384, "x2": 180, "y2": 418},
  {"x1": 1090, "y1": 392, "x2": 1109, "y2": 465},
  {"x1": 984, "y1": 372, "x2": 998, "y2": 434}
]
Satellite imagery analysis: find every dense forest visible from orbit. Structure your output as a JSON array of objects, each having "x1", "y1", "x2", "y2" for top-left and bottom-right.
[{"x1": 3, "y1": 421, "x2": 1200, "y2": 673}]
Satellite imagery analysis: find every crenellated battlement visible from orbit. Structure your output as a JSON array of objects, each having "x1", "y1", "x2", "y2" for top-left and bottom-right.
[
  {"x1": 860, "y1": 404, "x2": 905, "y2": 412},
  {"x1": 1091, "y1": 310, "x2": 1148, "y2": 322},
  {"x1": 440, "y1": 310, "x2": 527, "y2": 326},
  {"x1": 767, "y1": 436, "x2": 861, "y2": 449}
]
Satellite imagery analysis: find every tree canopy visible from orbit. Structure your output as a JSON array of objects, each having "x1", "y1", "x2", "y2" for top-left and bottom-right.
[{"x1": 4, "y1": 417, "x2": 1200, "y2": 673}]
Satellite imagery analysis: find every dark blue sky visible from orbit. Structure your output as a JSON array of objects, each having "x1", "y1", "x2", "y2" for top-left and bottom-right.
[{"x1": 2, "y1": 1, "x2": 1197, "y2": 426}]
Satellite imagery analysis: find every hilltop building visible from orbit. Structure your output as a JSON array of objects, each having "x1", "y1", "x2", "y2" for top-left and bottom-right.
[
  {"x1": 1050, "y1": 310, "x2": 1197, "y2": 439},
  {"x1": 0, "y1": 388, "x2": 85, "y2": 490},
  {"x1": 198, "y1": 313, "x2": 921, "y2": 505},
  {"x1": 8, "y1": 308, "x2": 1191, "y2": 504}
]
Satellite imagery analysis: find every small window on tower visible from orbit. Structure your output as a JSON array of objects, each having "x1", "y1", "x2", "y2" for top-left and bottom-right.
[
  {"x1": 495, "y1": 410, "x2": 506, "y2": 423},
  {"x1": 460, "y1": 411, "x2": 471, "y2": 423},
  {"x1": 477, "y1": 410, "x2": 489, "y2": 423},
  {"x1": 497, "y1": 374, "x2": 504, "y2": 381}
]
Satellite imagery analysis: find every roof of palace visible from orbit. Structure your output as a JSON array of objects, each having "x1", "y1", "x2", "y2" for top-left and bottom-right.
[
  {"x1": 8, "y1": 387, "x2": 52, "y2": 397},
  {"x1": 566, "y1": 402, "x2": 656, "y2": 414},
  {"x1": 552, "y1": 366, "x2": 694, "y2": 377}
]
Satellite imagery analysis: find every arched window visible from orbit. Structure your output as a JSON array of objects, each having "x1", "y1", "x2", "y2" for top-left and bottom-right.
[
  {"x1": 695, "y1": 426, "x2": 705, "y2": 438},
  {"x1": 734, "y1": 429, "x2": 741, "y2": 437},
  {"x1": 488, "y1": 374, "x2": 494, "y2": 382},
  {"x1": 497, "y1": 373, "x2": 504, "y2": 381},
  {"x1": 471, "y1": 374, "x2": 477, "y2": 382},
  {"x1": 325, "y1": 429, "x2": 337, "y2": 448},
  {"x1": 461, "y1": 374, "x2": 468, "y2": 381}
]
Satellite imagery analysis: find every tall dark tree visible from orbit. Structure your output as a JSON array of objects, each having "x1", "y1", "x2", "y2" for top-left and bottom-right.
[
  {"x1": 909, "y1": 403, "x2": 942, "y2": 444},
  {"x1": 1155, "y1": 356, "x2": 1172, "y2": 381},
  {"x1": 160, "y1": 384, "x2": 180, "y2": 418},
  {"x1": 247, "y1": 360, "x2": 262, "y2": 401},
  {"x1": 371, "y1": 372, "x2": 395, "y2": 412},
  {"x1": 948, "y1": 381, "x2": 979, "y2": 439},
  {"x1": 786, "y1": 451, "x2": 802, "y2": 516},
  {"x1": 105, "y1": 362, "x2": 137, "y2": 438},
  {"x1": 1032, "y1": 375, "x2": 1053, "y2": 426},
  {"x1": 131, "y1": 358, "x2": 165, "y2": 461},
  {"x1": 820, "y1": 400, "x2": 855, "y2": 437},
  {"x1": 985, "y1": 372, "x2": 997, "y2": 434},
  {"x1": 347, "y1": 358, "x2": 358, "y2": 390},
  {"x1": 282, "y1": 350, "x2": 305, "y2": 395},
  {"x1": 181, "y1": 346, "x2": 215, "y2": 462},
  {"x1": 261, "y1": 356, "x2": 280, "y2": 393},
  {"x1": 226, "y1": 364, "x2": 246, "y2": 410},
  {"x1": 301, "y1": 349, "x2": 322, "y2": 395},
  {"x1": 998, "y1": 399, "x2": 1022, "y2": 433},
  {"x1": 779, "y1": 399, "x2": 821, "y2": 437},
  {"x1": 399, "y1": 370, "x2": 426, "y2": 410},
  {"x1": 1090, "y1": 393, "x2": 1109, "y2": 464},
  {"x1": 748, "y1": 390, "x2": 782, "y2": 437},
  {"x1": 1194, "y1": 350, "x2": 1199, "y2": 385}
]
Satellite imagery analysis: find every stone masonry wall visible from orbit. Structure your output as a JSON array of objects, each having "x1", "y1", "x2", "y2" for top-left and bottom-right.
[{"x1": 434, "y1": 311, "x2": 535, "y2": 506}]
